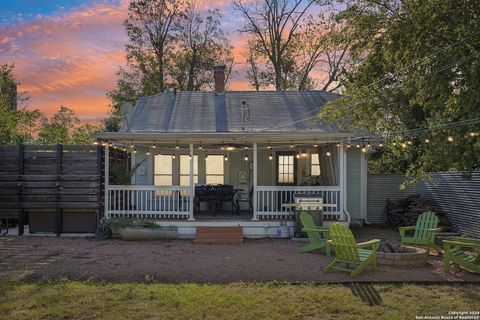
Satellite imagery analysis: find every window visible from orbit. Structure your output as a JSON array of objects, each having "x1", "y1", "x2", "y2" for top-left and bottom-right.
[
  {"x1": 311, "y1": 153, "x2": 320, "y2": 176},
  {"x1": 276, "y1": 152, "x2": 296, "y2": 185},
  {"x1": 180, "y1": 155, "x2": 198, "y2": 186},
  {"x1": 205, "y1": 155, "x2": 224, "y2": 184},
  {"x1": 154, "y1": 155, "x2": 172, "y2": 186}
]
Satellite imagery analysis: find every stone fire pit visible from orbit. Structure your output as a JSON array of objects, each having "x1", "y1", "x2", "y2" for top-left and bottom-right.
[{"x1": 376, "y1": 242, "x2": 427, "y2": 266}]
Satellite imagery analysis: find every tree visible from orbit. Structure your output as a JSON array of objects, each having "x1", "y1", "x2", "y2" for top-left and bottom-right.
[
  {"x1": 236, "y1": 1, "x2": 356, "y2": 91},
  {"x1": 319, "y1": 0, "x2": 480, "y2": 181},
  {"x1": 37, "y1": 106, "x2": 101, "y2": 145},
  {"x1": 0, "y1": 64, "x2": 43, "y2": 144},
  {"x1": 234, "y1": 0, "x2": 316, "y2": 90},
  {"x1": 108, "y1": 0, "x2": 181, "y2": 107},
  {"x1": 168, "y1": 2, "x2": 234, "y2": 91}
]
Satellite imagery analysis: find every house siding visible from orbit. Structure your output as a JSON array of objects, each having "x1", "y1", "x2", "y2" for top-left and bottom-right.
[{"x1": 346, "y1": 149, "x2": 364, "y2": 224}]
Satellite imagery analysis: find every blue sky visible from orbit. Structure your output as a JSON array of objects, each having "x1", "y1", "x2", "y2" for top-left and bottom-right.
[{"x1": 0, "y1": 0, "x2": 122, "y2": 25}]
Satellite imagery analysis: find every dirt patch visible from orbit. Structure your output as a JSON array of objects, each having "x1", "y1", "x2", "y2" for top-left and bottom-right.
[{"x1": 0, "y1": 227, "x2": 478, "y2": 284}]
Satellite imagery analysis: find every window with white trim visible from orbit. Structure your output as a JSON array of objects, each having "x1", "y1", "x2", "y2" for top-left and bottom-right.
[
  {"x1": 179, "y1": 155, "x2": 198, "y2": 186},
  {"x1": 205, "y1": 155, "x2": 224, "y2": 184},
  {"x1": 154, "y1": 154, "x2": 173, "y2": 186},
  {"x1": 311, "y1": 153, "x2": 320, "y2": 176}
]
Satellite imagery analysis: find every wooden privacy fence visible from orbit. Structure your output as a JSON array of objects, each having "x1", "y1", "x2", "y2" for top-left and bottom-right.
[{"x1": 0, "y1": 145, "x2": 103, "y2": 235}]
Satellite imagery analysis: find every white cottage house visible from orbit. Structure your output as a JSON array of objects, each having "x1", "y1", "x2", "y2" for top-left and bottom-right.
[{"x1": 95, "y1": 66, "x2": 369, "y2": 238}]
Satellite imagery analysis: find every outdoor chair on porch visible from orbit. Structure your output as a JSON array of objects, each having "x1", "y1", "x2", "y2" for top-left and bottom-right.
[
  {"x1": 194, "y1": 185, "x2": 213, "y2": 214},
  {"x1": 236, "y1": 186, "x2": 253, "y2": 215},
  {"x1": 212, "y1": 185, "x2": 236, "y2": 216}
]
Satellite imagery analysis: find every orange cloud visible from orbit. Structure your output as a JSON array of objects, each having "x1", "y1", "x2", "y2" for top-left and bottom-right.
[{"x1": 0, "y1": 0, "x2": 262, "y2": 122}]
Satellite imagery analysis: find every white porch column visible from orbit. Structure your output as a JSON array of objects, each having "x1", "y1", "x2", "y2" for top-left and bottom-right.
[
  {"x1": 188, "y1": 143, "x2": 195, "y2": 221},
  {"x1": 252, "y1": 142, "x2": 258, "y2": 220},
  {"x1": 104, "y1": 144, "x2": 109, "y2": 218},
  {"x1": 338, "y1": 143, "x2": 345, "y2": 219}
]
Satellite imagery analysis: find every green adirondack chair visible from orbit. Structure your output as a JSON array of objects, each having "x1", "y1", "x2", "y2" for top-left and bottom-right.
[
  {"x1": 325, "y1": 224, "x2": 380, "y2": 277},
  {"x1": 399, "y1": 211, "x2": 441, "y2": 254},
  {"x1": 299, "y1": 211, "x2": 330, "y2": 256},
  {"x1": 444, "y1": 237, "x2": 480, "y2": 274}
]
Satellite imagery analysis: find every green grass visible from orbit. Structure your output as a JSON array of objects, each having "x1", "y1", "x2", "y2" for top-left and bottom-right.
[{"x1": 0, "y1": 282, "x2": 479, "y2": 320}]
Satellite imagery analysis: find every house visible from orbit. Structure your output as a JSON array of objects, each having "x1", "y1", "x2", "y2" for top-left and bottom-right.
[{"x1": 94, "y1": 66, "x2": 369, "y2": 238}]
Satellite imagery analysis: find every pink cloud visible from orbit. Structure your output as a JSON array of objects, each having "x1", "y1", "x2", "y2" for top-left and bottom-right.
[{"x1": 0, "y1": 0, "x2": 262, "y2": 122}]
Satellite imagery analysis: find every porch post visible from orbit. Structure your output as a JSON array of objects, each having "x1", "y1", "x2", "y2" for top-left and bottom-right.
[
  {"x1": 104, "y1": 144, "x2": 109, "y2": 218},
  {"x1": 252, "y1": 142, "x2": 258, "y2": 220},
  {"x1": 188, "y1": 143, "x2": 195, "y2": 221},
  {"x1": 338, "y1": 143, "x2": 344, "y2": 219}
]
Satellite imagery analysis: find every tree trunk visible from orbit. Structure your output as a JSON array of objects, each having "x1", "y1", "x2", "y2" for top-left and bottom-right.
[{"x1": 274, "y1": 63, "x2": 282, "y2": 91}]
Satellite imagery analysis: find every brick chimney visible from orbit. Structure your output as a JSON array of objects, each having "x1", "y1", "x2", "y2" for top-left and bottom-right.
[{"x1": 213, "y1": 65, "x2": 226, "y2": 94}]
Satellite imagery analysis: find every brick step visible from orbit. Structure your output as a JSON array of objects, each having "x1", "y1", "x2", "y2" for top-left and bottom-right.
[
  {"x1": 195, "y1": 232, "x2": 243, "y2": 239},
  {"x1": 196, "y1": 226, "x2": 242, "y2": 234},
  {"x1": 193, "y1": 238, "x2": 243, "y2": 245},
  {"x1": 194, "y1": 226, "x2": 243, "y2": 245}
]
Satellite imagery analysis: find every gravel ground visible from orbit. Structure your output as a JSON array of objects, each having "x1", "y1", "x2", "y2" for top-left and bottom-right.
[{"x1": 0, "y1": 227, "x2": 478, "y2": 284}]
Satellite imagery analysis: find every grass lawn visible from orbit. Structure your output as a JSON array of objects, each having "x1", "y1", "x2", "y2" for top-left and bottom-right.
[{"x1": 0, "y1": 282, "x2": 479, "y2": 320}]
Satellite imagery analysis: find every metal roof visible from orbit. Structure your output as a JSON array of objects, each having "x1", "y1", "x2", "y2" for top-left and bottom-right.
[{"x1": 120, "y1": 90, "x2": 344, "y2": 134}]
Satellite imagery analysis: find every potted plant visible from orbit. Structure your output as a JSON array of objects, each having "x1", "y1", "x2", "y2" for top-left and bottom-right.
[{"x1": 104, "y1": 218, "x2": 178, "y2": 241}]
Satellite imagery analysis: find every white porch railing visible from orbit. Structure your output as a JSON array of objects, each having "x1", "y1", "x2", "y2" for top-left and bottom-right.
[
  {"x1": 254, "y1": 186, "x2": 342, "y2": 220},
  {"x1": 106, "y1": 185, "x2": 192, "y2": 219}
]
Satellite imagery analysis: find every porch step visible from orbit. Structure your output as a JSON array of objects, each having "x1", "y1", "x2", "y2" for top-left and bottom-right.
[{"x1": 194, "y1": 226, "x2": 243, "y2": 245}]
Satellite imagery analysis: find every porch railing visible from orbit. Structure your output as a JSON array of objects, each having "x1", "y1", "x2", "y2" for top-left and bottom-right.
[
  {"x1": 254, "y1": 186, "x2": 342, "y2": 220},
  {"x1": 106, "y1": 185, "x2": 192, "y2": 219}
]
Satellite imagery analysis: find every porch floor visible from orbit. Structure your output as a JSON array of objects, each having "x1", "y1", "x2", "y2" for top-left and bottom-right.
[
  {"x1": 194, "y1": 210, "x2": 252, "y2": 221},
  {"x1": 1, "y1": 227, "x2": 478, "y2": 283}
]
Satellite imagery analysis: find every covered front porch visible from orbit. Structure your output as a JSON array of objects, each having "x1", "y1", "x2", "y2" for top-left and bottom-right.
[{"x1": 99, "y1": 133, "x2": 351, "y2": 225}]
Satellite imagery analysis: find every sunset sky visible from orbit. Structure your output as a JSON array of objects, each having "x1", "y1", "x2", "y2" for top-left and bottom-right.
[{"x1": 0, "y1": 0, "x2": 258, "y2": 122}]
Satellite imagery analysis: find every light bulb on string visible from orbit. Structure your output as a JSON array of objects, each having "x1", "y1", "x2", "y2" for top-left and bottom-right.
[
  {"x1": 267, "y1": 141, "x2": 272, "y2": 149},
  {"x1": 401, "y1": 141, "x2": 407, "y2": 148},
  {"x1": 469, "y1": 132, "x2": 477, "y2": 137},
  {"x1": 367, "y1": 141, "x2": 371, "y2": 148},
  {"x1": 152, "y1": 143, "x2": 156, "y2": 149},
  {"x1": 313, "y1": 139, "x2": 318, "y2": 148},
  {"x1": 244, "y1": 150, "x2": 249, "y2": 161},
  {"x1": 198, "y1": 143, "x2": 202, "y2": 150},
  {"x1": 361, "y1": 143, "x2": 367, "y2": 153},
  {"x1": 296, "y1": 153, "x2": 300, "y2": 159},
  {"x1": 269, "y1": 153, "x2": 273, "y2": 161},
  {"x1": 301, "y1": 150, "x2": 307, "y2": 158},
  {"x1": 347, "y1": 143, "x2": 351, "y2": 148},
  {"x1": 336, "y1": 142, "x2": 341, "y2": 147},
  {"x1": 146, "y1": 150, "x2": 150, "y2": 156},
  {"x1": 93, "y1": 141, "x2": 99, "y2": 145},
  {"x1": 224, "y1": 154, "x2": 229, "y2": 161},
  {"x1": 424, "y1": 138, "x2": 430, "y2": 143},
  {"x1": 326, "y1": 151, "x2": 331, "y2": 157},
  {"x1": 447, "y1": 136, "x2": 454, "y2": 142},
  {"x1": 172, "y1": 152, "x2": 176, "y2": 159},
  {"x1": 356, "y1": 142, "x2": 360, "y2": 148},
  {"x1": 290, "y1": 141, "x2": 294, "y2": 148},
  {"x1": 176, "y1": 142, "x2": 180, "y2": 149}
]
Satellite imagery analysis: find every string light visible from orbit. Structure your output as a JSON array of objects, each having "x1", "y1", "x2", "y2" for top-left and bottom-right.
[
  {"x1": 146, "y1": 150, "x2": 150, "y2": 156},
  {"x1": 367, "y1": 141, "x2": 371, "y2": 148},
  {"x1": 301, "y1": 150, "x2": 307, "y2": 158},
  {"x1": 224, "y1": 154, "x2": 229, "y2": 161},
  {"x1": 326, "y1": 151, "x2": 331, "y2": 157},
  {"x1": 379, "y1": 142, "x2": 383, "y2": 147},
  {"x1": 93, "y1": 141, "x2": 99, "y2": 145},
  {"x1": 172, "y1": 152, "x2": 176, "y2": 159},
  {"x1": 336, "y1": 142, "x2": 341, "y2": 147},
  {"x1": 361, "y1": 143, "x2": 367, "y2": 153},
  {"x1": 469, "y1": 132, "x2": 477, "y2": 137},
  {"x1": 347, "y1": 143, "x2": 351, "y2": 148},
  {"x1": 447, "y1": 136, "x2": 454, "y2": 142},
  {"x1": 244, "y1": 150, "x2": 249, "y2": 161},
  {"x1": 130, "y1": 142, "x2": 134, "y2": 149},
  {"x1": 290, "y1": 141, "x2": 294, "y2": 148},
  {"x1": 152, "y1": 143, "x2": 156, "y2": 149},
  {"x1": 296, "y1": 153, "x2": 300, "y2": 159},
  {"x1": 425, "y1": 138, "x2": 430, "y2": 143},
  {"x1": 176, "y1": 142, "x2": 180, "y2": 149},
  {"x1": 356, "y1": 143, "x2": 360, "y2": 148},
  {"x1": 269, "y1": 153, "x2": 273, "y2": 160},
  {"x1": 313, "y1": 139, "x2": 318, "y2": 147},
  {"x1": 198, "y1": 143, "x2": 202, "y2": 150},
  {"x1": 401, "y1": 142, "x2": 407, "y2": 148},
  {"x1": 267, "y1": 141, "x2": 272, "y2": 149}
]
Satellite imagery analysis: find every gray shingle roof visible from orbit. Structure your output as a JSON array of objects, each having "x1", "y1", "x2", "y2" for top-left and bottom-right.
[{"x1": 122, "y1": 90, "x2": 342, "y2": 133}]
